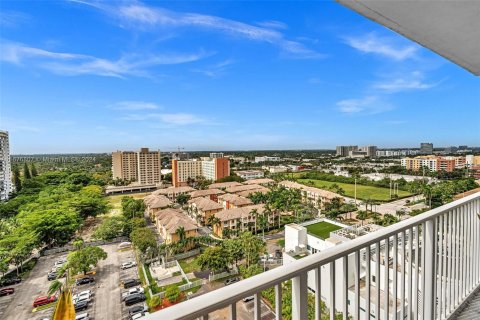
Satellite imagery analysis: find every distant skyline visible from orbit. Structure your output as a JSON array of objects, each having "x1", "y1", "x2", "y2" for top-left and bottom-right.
[{"x1": 1, "y1": 1, "x2": 479, "y2": 154}]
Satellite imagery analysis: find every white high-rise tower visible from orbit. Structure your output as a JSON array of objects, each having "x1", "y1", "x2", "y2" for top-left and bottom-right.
[{"x1": 0, "y1": 130, "x2": 13, "y2": 200}]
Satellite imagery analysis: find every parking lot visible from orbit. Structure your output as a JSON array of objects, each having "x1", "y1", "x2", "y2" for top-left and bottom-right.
[{"x1": 0, "y1": 243, "x2": 143, "y2": 320}]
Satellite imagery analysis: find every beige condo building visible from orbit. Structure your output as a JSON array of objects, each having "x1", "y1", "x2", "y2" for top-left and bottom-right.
[{"x1": 112, "y1": 148, "x2": 161, "y2": 184}]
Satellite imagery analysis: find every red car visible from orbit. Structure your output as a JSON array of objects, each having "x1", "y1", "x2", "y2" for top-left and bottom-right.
[
  {"x1": 0, "y1": 288, "x2": 14, "y2": 296},
  {"x1": 33, "y1": 295, "x2": 57, "y2": 307}
]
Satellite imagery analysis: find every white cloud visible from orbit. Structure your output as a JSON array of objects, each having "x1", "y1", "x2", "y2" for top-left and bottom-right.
[
  {"x1": 71, "y1": 1, "x2": 323, "y2": 59},
  {"x1": 337, "y1": 96, "x2": 393, "y2": 114},
  {"x1": 157, "y1": 113, "x2": 205, "y2": 125},
  {"x1": 0, "y1": 41, "x2": 209, "y2": 78},
  {"x1": 120, "y1": 112, "x2": 206, "y2": 125},
  {"x1": 374, "y1": 72, "x2": 443, "y2": 93},
  {"x1": 344, "y1": 33, "x2": 418, "y2": 60},
  {"x1": 192, "y1": 59, "x2": 234, "y2": 77},
  {"x1": 0, "y1": 10, "x2": 31, "y2": 28},
  {"x1": 255, "y1": 20, "x2": 288, "y2": 30},
  {"x1": 111, "y1": 101, "x2": 161, "y2": 110}
]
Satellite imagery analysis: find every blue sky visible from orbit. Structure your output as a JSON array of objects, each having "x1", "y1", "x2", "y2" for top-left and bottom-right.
[{"x1": 1, "y1": 0, "x2": 479, "y2": 154}]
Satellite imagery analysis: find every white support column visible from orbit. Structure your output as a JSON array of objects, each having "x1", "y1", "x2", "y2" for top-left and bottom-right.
[
  {"x1": 254, "y1": 292, "x2": 261, "y2": 320},
  {"x1": 292, "y1": 273, "x2": 308, "y2": 320},
  {"x1": 424, "y1": 219, "x2": 436, "y2": 318}
]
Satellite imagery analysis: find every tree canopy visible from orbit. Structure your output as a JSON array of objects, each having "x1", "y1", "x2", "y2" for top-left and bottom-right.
[
  {"x1": 130, "y1": 227, "x2": 157, "y2": 254},
  {"x1": 67, "y1": 245, "x2": 107, "y2": 275}
]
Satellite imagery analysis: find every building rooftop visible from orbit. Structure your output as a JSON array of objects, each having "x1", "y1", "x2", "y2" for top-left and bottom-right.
[
  {"x1": 243, "y1": 178, "x2": 275, "y2": 185},
  {"x1": 208, "y1": 181, "x2": 243, "y2": 189},
  {"x1": 153, "y1": 186, "x2": 195, "y2": 195},
  {"x1": 225, "y1": 184, "x2": 265, "y2": 194},
  {"x1": 236, "y1": 187, "x2": 270, "y2": 198},
  {"x1": 144, "y1": 194, "x2": 172, "y2": 209},
  {"x1": 217, "y1": 193, "x2": 253, "y2": 207},
  {"x1": 188, "y1": 196, "x2": 224, "y2": 211},
  {"x1": 305, "y1": 221, "x2": 343, "y2": 240},
  {"x1": 215, "y1": 204, "x2": 265, "y2": 222},
  {"x1": 189, "y1": 188, "x2": 225, "y2": 198},
  {"x1": 155, "y1": 208, "x2": 198, "y2": 233}
]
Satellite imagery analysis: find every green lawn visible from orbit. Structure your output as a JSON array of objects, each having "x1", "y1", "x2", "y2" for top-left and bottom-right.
[
  {"x1": 179, "y1": 257, "x2": 200, "y2": 274},
  {"x1": 297, "y1": 179, "x2": 412, "y2": 202},
  {"x1": 306, "y1": 221, "x2": 343, "y2": 239}
]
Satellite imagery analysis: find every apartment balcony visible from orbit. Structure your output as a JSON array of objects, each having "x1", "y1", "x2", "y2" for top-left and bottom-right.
[{"x1": 147, "y1": 192, "x2": 480, "y2": 319}]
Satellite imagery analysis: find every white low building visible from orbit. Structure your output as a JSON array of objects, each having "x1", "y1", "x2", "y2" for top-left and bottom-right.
[
  {"x1": 235, "y1": 170, "x2": 264, "y2": 180},
  {"x1": 283, "y1": 220, "x2": 415, "y2": 319},
  {"x1": 255, "y1": 156, "x2": 281, "y2": 163}
]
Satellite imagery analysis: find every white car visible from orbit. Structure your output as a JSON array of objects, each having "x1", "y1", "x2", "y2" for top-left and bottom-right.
[
  {"x1": 73, "y1": 290, "x2": 93, "y2": 301},
  {"x1": 73, "y1": 294, "x2": 91, "y2": 304},
  {"x1": 118, "y1": 242, "x2": 132, "y2": 250},
  {"x1": 54, "y1": 259, "x2": 67, "y2": 267},
  {"x1": 121, "y1": 261, "x2": 137, "y2": 270},
  {"x1": 122, "y1": 287, "x2": 145, "y2": 300},
  {"x1": 75, "y1": 313, "x2": 90, "y2": 320},
  {"x1": 131, "y1": 312, "x2": 150, "y2": 319}
]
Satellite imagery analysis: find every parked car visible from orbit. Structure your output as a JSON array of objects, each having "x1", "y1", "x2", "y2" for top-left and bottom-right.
[
  {"x1": 122, "y1": 279, "x2": 140, "y2": 289},
  {"x1": 131, "y1": 312, "x2": 150, "y2": 319},
  {"x1": 0, "y1": 288, "x2": 14, "y2": 296},
  {"x1": 274, "y1": 249, "x2": 282, "y2": 259},
  {"x1": 73, "y1": 294, "x2": 91, "y2": 304},
  {"x1": 124, "y1": 293, "x2": 146, "y2": 306},
  {"x1": 242, "y1": 296, "x2": 254, "y2": 303},
  {"x1": 0, "y1": 277, "x2": 21, "y2": 287},
  {"x1": 118, "y1": 242, "x2": 132, "y2": 250},
  {"x1": 54, "y1": 259, "x2": 67, "y2": 267},
  {"x1": 74, "y1": 300, "x2": 89, "y2": 312},
  {"x1": 47, "y1": 271, "x2": 65, "y2": 281},
  {"x1": 73, "y1": 290, "x2": 93, "y2": 300},
  {"x1": 121, "y1": 261, "x2": 137, "y2": 270},
  {"x1": 75, "y1": 313, "x2": 89, "y2": 320},
  {"x1": 224, "y1": 277, "x2": 240, "y2": 286},
  {"x1": 33, "y1": 296, "x2": 57, "y2": 308},
  {"x1": 128, "y1": 304, "x2": 148, "y2": 316},
  {"x1": 75, "y1": 277, "x2": 94, "y2": 286},
  {"x1": 122, "y1": 287, "x2": 145, "y2": 300}
]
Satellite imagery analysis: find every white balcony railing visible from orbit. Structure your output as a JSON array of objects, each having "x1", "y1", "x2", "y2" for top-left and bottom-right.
[{"x1": 147, "y1": 192, "x2": 480, "y2": 320}]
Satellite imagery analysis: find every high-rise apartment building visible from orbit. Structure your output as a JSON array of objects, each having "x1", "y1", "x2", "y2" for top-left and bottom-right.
[
  {"x1": 0, "y1": 131, "x2": 13, "y2": 200},
  {"x1": 112, "y1": 148, "x2": 161, "y2": 184},
  {"x1": 336, "y1": 145, "x2": 358, "y2": 157},
  {"x1": 420, "y1": 142, "x2": 434, "y2": 154},
  {"x1": 336, "y1": 145, "x2": 377, "y2": 158},
  {"x1": 172, "y1": 153, "x2": 230, "y2": 187},
  {"x1": 361, "y1": 145, "x2": 377, "y2": 158}
]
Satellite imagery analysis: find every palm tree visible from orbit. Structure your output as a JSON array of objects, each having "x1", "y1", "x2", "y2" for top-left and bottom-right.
[
  {"x1": 258, "y1": 213, "x2": 268, "y2": 240},
  {"x1": 175, "y1": 226, "x2": 186, "y2": 242},
  {"x1": 235, "y1": 219, "x2": 242, "y2": 237},
  {"x1": 208, "y1": 216, "x2": 221, "y2": 236},
  {"x1": 356, "y1": 210, "x2": 369, "y2": 226},
  {"x1": 250, "y1": 209, "x2": 259, "y2": 234}
]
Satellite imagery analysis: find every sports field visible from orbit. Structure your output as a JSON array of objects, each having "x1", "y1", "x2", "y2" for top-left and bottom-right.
[{"x1": 297, "y1": 179, "x2": 412, "y2": 202}]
